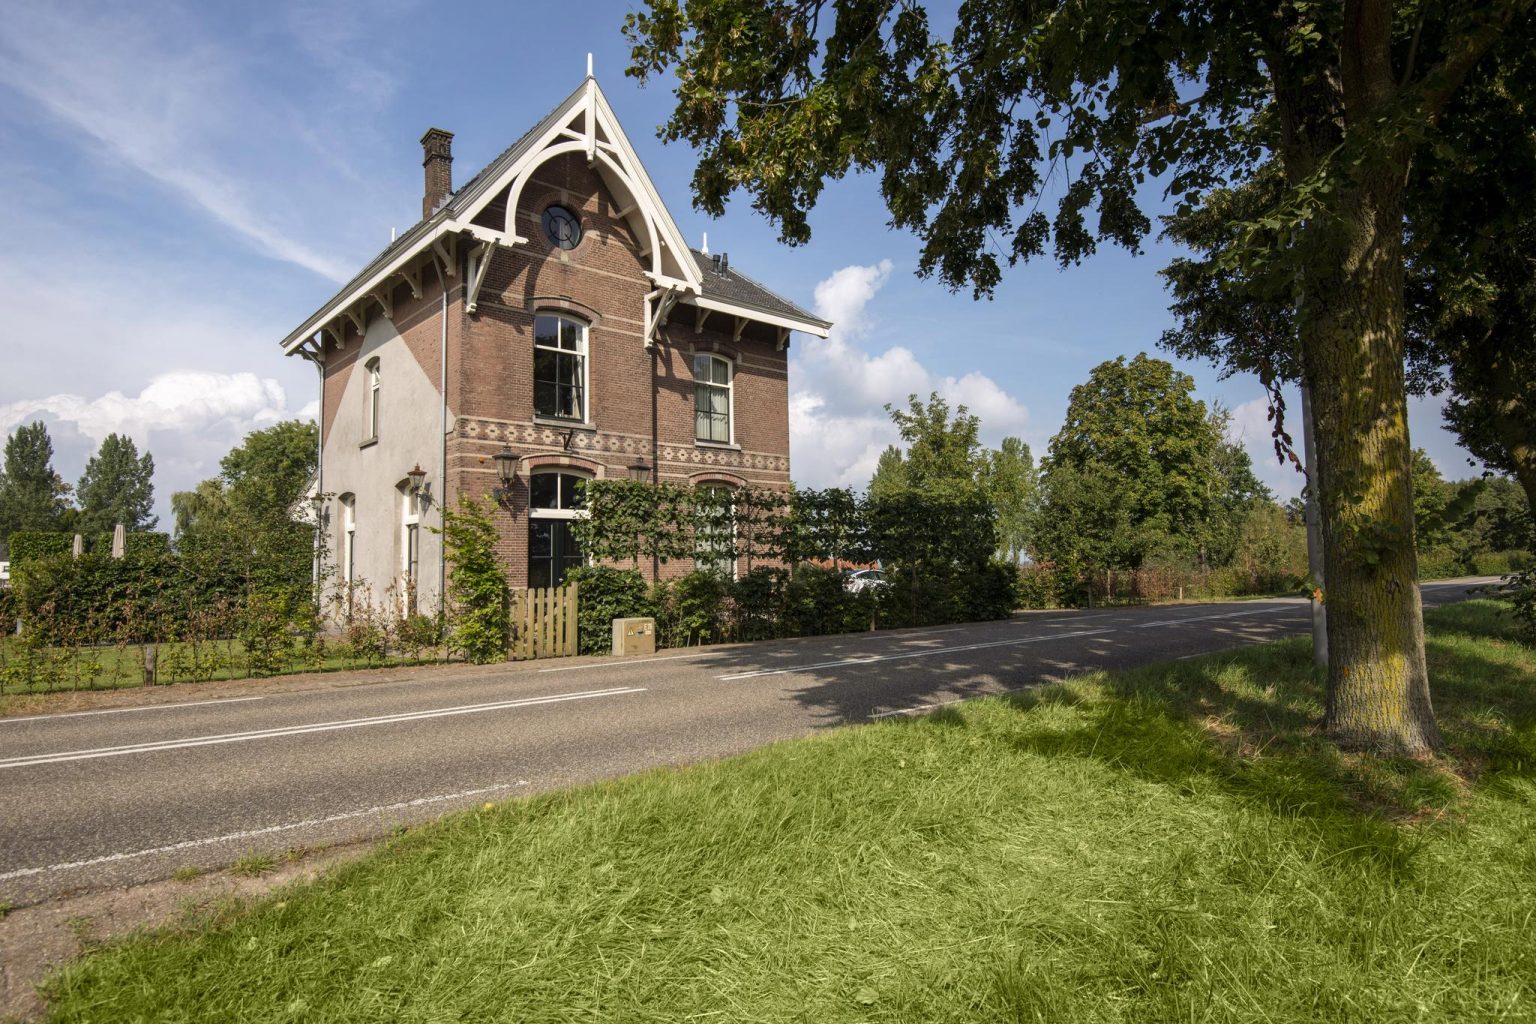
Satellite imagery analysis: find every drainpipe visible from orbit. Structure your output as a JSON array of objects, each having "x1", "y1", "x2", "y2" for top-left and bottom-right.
[{"x1": 433, "y1": 255, "x2": 450, "y2": 618}]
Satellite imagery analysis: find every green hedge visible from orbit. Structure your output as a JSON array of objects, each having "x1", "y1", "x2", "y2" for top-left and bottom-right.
[
  {"x1": 15, "y1": 551, "x2": 249, "y2": 645},
  {"x1": 563, "y1": 566, "x2": 654, "y2": 655},
  {"x1": 91, "y1": 531, "x2": 172, "y2": 557},
  {"x1": 7, "y1": 532, "x2": 73, "y2": 567}
]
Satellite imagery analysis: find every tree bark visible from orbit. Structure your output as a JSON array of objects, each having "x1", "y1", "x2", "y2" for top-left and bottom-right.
[
  {"x1": 1298, "y1": 162, "x2": 1440, "y2": 755},
  {"x1": 1275, "y1": 0, "x2": 1442, "y2": 755}
]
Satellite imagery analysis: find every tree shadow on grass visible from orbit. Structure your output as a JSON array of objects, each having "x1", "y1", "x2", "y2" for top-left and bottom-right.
[{"x1": 969, "y1": 601, "x2": 1534, "y2": 864}]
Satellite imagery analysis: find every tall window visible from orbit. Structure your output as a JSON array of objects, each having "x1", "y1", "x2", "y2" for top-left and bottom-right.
[
  {"x1": 533, "y1": 315, "x2": 587, "y2": 420},
  {"x1": 340, "y1": 495, "x2": 357, "y2": 614},
  {"x1": 400, "y1": 485, "x2": 420, "y2": 615},
  {"x1": 528, "y1": 470, "x2": 588, "y2": 587},
  {"x1": 695, "y1": 484, "x2": 736, "y2": 578},
  {"x1": 693, "y1": 354, "x2": 732, "y2": 443},
  {"x1": 364, "y1": 358, "x2": 381, "y2": 440}
]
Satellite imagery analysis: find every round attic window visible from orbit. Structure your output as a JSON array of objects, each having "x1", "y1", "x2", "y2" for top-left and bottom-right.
[{"x1": 542, "y1": 205, "x2": 582, "y2": 250}]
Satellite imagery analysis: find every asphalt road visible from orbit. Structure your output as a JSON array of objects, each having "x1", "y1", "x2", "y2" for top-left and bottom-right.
[{"x1": 0, "y1": 579, "x2": 1494, "y2": 906}]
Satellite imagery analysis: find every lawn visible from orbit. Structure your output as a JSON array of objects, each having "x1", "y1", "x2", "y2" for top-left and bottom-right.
[
  {"x1": 42, "y1": 601, "x2": 1536, "y2": 1023},
  {"x1": 0, "y1": 637, "x2": 450, "y2": 696}
]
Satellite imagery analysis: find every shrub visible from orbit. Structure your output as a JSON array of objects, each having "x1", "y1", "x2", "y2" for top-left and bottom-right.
[
  {"x1": 564, "y1": 566, "x2": 653, "y2": 655},
  {"x1": 1016, "y1": 564, "x2": 1059, "y2": 609},
  {"x1": 7, "y1": 532, "x2": 72, "y2": 568},
  {"x1": 730, "y1": 567, "x2": 787, "y2": 641},
  {"x1": 1507, "y1": 565, "x2": 1536, "y2": 646},
  {"x1": 653, "y1": 571, "x2": 728, "y2": 647},
  {"x1": 964, "y1": 560, "x2": 1020, "y2": 620},
  {"x1": 437, "y1": 496, "x2": 508, "y2": 664}
]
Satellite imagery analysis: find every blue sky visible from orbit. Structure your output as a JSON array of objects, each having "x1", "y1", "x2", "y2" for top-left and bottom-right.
[{"x1": 0, "y1": 0, "x2": 1478, "y2": 527}]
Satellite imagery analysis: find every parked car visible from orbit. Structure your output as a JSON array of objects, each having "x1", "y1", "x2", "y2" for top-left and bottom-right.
[{"x1": 843, "y1": 568, "x2": 888, "y2": 593}]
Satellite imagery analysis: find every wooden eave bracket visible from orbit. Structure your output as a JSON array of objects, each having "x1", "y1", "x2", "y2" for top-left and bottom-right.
[
  {"x1": 732, "y1": 316, "x2": 746, "y2": 344},
  {"x1": 431, "y1": 237, "x2": 457, "y2": 278},
  {"x1": 645, "y1": 288, "x2": 682, "y2": 350},
  {"x1": 371, "y1": 287, "x2": 394, "y2": 321},
  {"x1": 344, "y1": 305, "x2": 368, "y2": 338},
  {"x1": 401, "y1": 265, "x2": 424, "y2": 300},
  {"x1": 777, "y1": 327, "x2": 791, "y2": 351},
  {"x1": 695, "y1": 308, "x2": 711, "y2": 334},
  {"x1": 463, "y1": 241, "x2": 495, "y2": 315}
]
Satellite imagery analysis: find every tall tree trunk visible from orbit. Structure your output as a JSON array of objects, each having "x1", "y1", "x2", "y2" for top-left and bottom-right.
[{"x1": 1298, "y1": 155, "x2": 1441, "y2": 756}]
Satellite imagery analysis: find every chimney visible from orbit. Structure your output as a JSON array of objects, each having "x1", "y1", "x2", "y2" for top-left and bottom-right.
[{"x1": 420, "y1": 128, "x2": 454, "y2": 219}]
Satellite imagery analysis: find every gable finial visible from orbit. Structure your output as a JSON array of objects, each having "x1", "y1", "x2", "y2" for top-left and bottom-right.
[{"x1": 587, "y1": 52, "x2": 593, "y2": 78}]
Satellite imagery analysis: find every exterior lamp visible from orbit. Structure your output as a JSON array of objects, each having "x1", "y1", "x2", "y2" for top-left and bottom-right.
[
  {"x1": 492, "y1": 446, "x2": 519, "y2": 500},
  {"x1": 627, "y1": 457, "x2": 652, "y2": 483},
  {"x1": 406, "y1": 464, "x2": 427, "y2": 494}
]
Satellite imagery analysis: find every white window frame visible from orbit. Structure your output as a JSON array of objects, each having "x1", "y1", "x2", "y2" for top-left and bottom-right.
[
  {"x1": 693, "y1": 353, "x2": 733, "y2": 445},
  {"x1": 527, "y1": 469, "x2": 592, "y2": 587},
  {"x1": 364, "y1": 358, "x2": 381, "y2": 441},
  {"x1": 340, "y1": 494, "x2": 357, "y2": 615},
  {"x1": 400, "y1": 486, "x2": 420, "y2": 614},
  {"x1": 532, "y1": 314, "x2": 589, "y2": 423}
]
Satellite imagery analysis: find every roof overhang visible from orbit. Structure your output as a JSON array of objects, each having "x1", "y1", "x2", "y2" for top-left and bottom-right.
[{"x1": 684, "y1": 293, "x2": 831, "y2": 339}]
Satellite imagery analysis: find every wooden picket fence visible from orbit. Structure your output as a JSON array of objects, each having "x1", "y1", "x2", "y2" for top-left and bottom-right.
[{"x1": 509, "y1": 582, "x2": 578, "y2": 660}]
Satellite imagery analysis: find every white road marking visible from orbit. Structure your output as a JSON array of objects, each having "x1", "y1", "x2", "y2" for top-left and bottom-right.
[
  {"x1": 0, "y1": 781, "x2": 530, "y2": 883},
  {"x1": 716, "y1": 629, "x2": 1116, "y2": 681},
  {"x1": 538, "y1": 653, "x2": 721, "y2": 673},
  {"x1": 0, "y1": 687, "x2": 646, "y2": 769},
  {"x1": 0, "y1": 695, "x2": 266, "y2": 725},
  {"x1": 1132, "y1": 606, "x2": 1291, "y2": 629}
]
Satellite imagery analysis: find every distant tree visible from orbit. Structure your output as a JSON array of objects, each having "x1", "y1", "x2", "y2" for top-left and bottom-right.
[
  {"x1": 174, "y1": 420, "x2": 318, "y2": 600},
  {"x1": 866, "y1": 445, "x2": 908, "y2": 502},
  {"x1": 1203, "y1": 407, "x2": 1273, "y2": 569},
  {"x1": 885, "y1": 392, "x2": 985, "y2": 498},
  {"x1": 1036, "y1": 355, "x2": 1226, "y2": 571},
  {"x1": 0, "y1": 421, "x2": 73, "y2": 557},
  {"x1": 981, "y1": 437, "x2": 1037, "y2": 564},
  {"x1": 76, "y1": 433, "x2": 156, "y2": 537},
  {"x1": 1410, "y1": 450, "x2": 1455, "y2": 551}
]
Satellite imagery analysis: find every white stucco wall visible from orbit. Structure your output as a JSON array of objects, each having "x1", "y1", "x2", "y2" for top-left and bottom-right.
[{"x1": 321, "y1": 316, "x2": 450, "y2": 618}]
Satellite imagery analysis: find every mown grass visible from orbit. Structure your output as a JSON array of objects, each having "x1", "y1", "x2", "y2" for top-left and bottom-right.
[{"x1": 42, "y1": 601, "x2": 1536, "y2": 1023}]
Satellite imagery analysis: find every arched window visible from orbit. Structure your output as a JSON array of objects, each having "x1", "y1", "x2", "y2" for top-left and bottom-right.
[
  {"x1": 695, "y1": 483, "x2": 736, "y2": 578},
  {"x1": 693, "y1": 353, "x2": 732, "y2": 443},
  {"x1": 528, "y1": 470, "x2": 588, "y2": 587},
  {"x1": 364, "y1": 358, "x2": 381, "y2": 440},
  {"x1": 533, "y1": 314, "x2": 587, "y2": 421}
]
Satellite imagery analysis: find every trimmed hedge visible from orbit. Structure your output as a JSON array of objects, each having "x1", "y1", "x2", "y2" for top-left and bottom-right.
[
  {"x1": 14, "y1": 551, "x2": 248, "y2": 645},
  {"x1": 7, "y1": 532, "x2": 72, "y2": 568},
  {"x1": 564, "y1": 566, "x2": 653, "y2": 655}
]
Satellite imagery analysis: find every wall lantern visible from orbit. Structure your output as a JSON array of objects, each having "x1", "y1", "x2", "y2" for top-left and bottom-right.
[
  {"x1": 492, "y1": 446, "x2": 519, "y2": 499},
  {"x1": 627, "y1": 457, "x2": 652, "y2": 483},
  {"x1": 406, "y1": 464, "x2": 427, "y2": 494}
]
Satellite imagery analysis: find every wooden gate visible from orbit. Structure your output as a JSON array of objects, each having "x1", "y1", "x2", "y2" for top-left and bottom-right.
[{"x1": 509, "y1": 582, "x2": 578, "y2": 660}]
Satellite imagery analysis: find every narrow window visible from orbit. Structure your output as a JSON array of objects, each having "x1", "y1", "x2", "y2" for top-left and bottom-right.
[
  {"x1": 695, "y1": 484, "x2": 736, "y2": 578},
  {"x1": 364, "y1": 358, "x2": 381, "y2": 440},
  {"x1": 533, "y1": 315, "x2": 587, "y2": 420},
  {"x1": 340, "y1": 494, "x2": 357, "y2": 616},
  {"x1": 693, "y1": 354, "x2": 732, "y2": 443},
  {"x1": 400, "y1": 485, "x2": 420, "y2": 615},
  {"x1": 528, "y1": 470, "x2": 588, "y2": 588}
]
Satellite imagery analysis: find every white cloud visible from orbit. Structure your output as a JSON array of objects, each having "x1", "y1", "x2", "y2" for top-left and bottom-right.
[
  {"x1": 1, "y1": 373, "x2": 314, "y2": 526},
  {"x1": 790, "y1": 260, "x2": 1034, "y2": 489}
]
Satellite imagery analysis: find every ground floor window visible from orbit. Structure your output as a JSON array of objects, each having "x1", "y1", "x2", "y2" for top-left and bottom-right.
[
  {"x1": 695, "y1": 484, "x2": 736, "y2": 578},
  {"x1": 529, "y1": 470, "x2": 588, "y2": 588}
]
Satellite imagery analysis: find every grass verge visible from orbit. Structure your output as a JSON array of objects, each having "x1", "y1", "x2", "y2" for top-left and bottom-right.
[{"x1": 42, "y1": 601, "x2": 1536, "y2": 1022}]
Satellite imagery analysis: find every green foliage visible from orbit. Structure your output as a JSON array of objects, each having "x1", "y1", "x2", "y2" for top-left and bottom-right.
[
  {"x1": 173, "y1": 420, "x2": 319, "y2": 605},
  {"x1": 0, "y1": 421, "x2": 73, "y2": 557},
  {"x1": 7, "y1": 531, "x2": 73, "y2": 568},
  {"x1": 564, "y1": 566, "x2": 653, "y2": 656},
  {"x1": 437, "y1": 495, "x2": 508, "y2": 664},
  {"x1": 981, "y1": 438, "x2": 1037, "y2": 564},
  {"x1": 569, "y1": 480, "x2": 697, "y2": 567},
  {"x1": 76, "y1": 433, "x2": 157, "y2": 536},
  {"x1": 1507, "y1": 566, "x2": 1536, "y2": 645},
  {"x1": 885, "y1": 393, "x2": 986, "y2": 497},
  {"x1": 865, "y1": 445, "x2": 908, "y2": 503},
  {"x1": 652, "y1": 571, "x2": 729, "y2": 647},
  {"x1": 782, "y1": 487, "x2": 867, "y2": 567}
]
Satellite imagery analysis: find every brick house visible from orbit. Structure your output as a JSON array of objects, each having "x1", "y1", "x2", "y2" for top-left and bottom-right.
[{"x1": 281, "y1": 73, "x2": 830, "y2": 616}]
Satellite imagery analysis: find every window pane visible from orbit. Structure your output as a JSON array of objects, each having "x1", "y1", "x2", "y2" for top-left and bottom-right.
[
  {"x1": 530, "y1": 475, "x2": 559, "y2": 510},
  {"x1": 534, "y1": 381, "x2": 558, "y2": 417},
  {"x1": 568, "y1": 476, "x2": 586, "y2": 510},
  {"x1": 558, "y1": 353, "x2": 582, "y2": 386},
  {"x1": 709, "y1": 387, "x2": 729, "y2": 415},
  {"x1": 528, "y1": 559, "x2": 551, "y2": 589},
  {"x1": 534, "y1": 348, "x2": 557, "y2": 381},
  {"x1": 561, "y1": 320, "x2": 583, "y2": 351},
  {"x1": 696, "y1": 409, "x2": 710, "y2": 439},
  {"x1": 712, "y1": 359, "x2": 731, "y2": 385},
  {"x1": 693, "y1": 354, "x2": 709, "y2": 379},
  {"x1": 534, "y1": 315, "x2": 559, "y2": 346}
]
